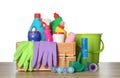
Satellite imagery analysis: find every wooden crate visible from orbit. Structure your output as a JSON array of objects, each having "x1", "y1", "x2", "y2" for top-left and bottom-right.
[
  {"x1": 16, "y1": 56, "x2": 76, "y2": 71},
  {"x1": 16, "y1": 42, "x2": 76, "y2": 71},
  {"x1": 57, "y1": 42, "x2": 76, "y2": 56},
  {"x1": 58, "y1": 56, "x2": 76, "y2": 67}
]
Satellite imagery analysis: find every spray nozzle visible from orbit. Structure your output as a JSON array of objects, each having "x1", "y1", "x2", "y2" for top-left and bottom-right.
[{"x1": 54, "y1": 13, "x2": 59, "y2": 19}]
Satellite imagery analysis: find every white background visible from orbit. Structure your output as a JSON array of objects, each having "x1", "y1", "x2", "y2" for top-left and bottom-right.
[{"x1": 0, "y1": 0, "x2": 120, "y2": 62}]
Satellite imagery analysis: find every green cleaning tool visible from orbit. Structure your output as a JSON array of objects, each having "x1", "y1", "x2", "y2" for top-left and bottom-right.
[{"x1": 69, "y1": 52, "x2": 84, "y2": 72}]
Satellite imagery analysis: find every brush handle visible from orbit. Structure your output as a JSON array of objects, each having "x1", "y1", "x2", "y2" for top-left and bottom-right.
[{"x1": 77, "y1": 52, "x2": 81, "y2": 62}]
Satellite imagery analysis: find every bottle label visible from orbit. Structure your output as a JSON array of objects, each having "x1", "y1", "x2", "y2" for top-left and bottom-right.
[
  {"x1": 81, "y1": 38, "x2": 88, "y2": 58},
  {"x1": 53, "y1": 32, "x2": 64, "y2": 42}
]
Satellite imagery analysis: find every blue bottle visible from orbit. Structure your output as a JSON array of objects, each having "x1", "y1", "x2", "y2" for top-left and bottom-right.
[
  {"x1": 29, "y1": 13, "x2": 45, "y2": 41},
  {"x1": 81, "y1": 38, "x2": 88, "y2": 71}
]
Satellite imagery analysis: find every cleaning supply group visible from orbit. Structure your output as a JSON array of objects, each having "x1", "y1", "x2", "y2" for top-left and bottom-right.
[
  {"x1": 14, "y1": 13, "x2": 98, "y2": 73},
  {"x1": 28, "y1": 13, "x2": 68, "y2": 42}
]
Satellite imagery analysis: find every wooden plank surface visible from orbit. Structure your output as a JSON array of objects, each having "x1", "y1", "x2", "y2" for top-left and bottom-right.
[{"x1": 0, "y1": 62, "x2": 120, "y2": 78}]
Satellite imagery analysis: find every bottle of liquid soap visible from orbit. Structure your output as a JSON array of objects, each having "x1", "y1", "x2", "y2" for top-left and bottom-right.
[{"x1": 29, "y1": 13, "x2": 45, "y2": 41}]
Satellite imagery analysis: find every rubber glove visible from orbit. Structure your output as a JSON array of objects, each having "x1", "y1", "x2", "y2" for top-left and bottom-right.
[
  {"x1": 22, "y1": 42, "x2": 33, "y2": 71},
  {"x1": 32, "y1": 41, "x2": 40, "y2": 68},
  {"x1": 14, "y1": 41, "x2": 28, "y2": 61},
  {"x1": 14, "y1": 41, "x2": 33, "y2": 71},
  {"x1": 32, "y1": 41, "x2": 57, "y2": 69}
]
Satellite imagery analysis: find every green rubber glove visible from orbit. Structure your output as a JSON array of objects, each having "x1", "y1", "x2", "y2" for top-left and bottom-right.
[
  {"x1": 14, "y1": 41, "x2": 33, "y2": 71},
  {"x1": 14, "y1": 41, "x2": 28, "y2": 61},
  {"x1": 23, "y1": 42, "x2": 33, "y2": 71}
]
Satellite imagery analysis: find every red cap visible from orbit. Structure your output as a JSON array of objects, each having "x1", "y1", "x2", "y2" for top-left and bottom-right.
[
  {"x1": 34, "y1": 13, "x2": 41, "y2": 18},
  {"x1": 54, "y1": 32, "x2": 64, "y2": 34},
  {"x1": 58, "y1": 25, "x2": 64, "y2": 29},
  {"x1": 54, "y1": 13, "x2": 59, "y2": 19}
]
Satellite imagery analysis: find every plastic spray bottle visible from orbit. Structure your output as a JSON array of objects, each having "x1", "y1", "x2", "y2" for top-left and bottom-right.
[
  {"x1": 50, "y1": 13, "x2": 63, "y2": 34},
  {"x1": 29, "y1": 13, "x2": 45, "y2": 40},
  {"x1": 43, "y1": 19, "x2": 53, "y2": 41}
]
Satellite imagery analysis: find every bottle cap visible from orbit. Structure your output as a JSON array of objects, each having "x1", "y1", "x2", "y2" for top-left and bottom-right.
[
  {"x1": 54, "y1": 13, "x2": 59, "y2": 19},
  {"x1": 54, "y1": 32, "x2": 64, "y2": 34},
  {"x1": 34, "y1": 13, "x2": 41, "y2": 18},
  {"x1": 58, "y1": 25, "x2": 64, "y2": 29}
]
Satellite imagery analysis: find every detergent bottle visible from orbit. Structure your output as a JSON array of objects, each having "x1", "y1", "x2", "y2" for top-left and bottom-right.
[
  {"x1": 55, "y1": 21, "x2": 67, "y2": 40},
  {"x1": 29, "y1": 13, "x2": 45, "y2": 41},
  {"x1": 44, "y1": 25, "x2": 53, "y2": 42}
]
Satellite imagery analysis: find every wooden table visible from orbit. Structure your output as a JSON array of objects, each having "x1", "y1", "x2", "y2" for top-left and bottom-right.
[{"x1": 0, "y1": 62, "x2": 120, "y2": 78}]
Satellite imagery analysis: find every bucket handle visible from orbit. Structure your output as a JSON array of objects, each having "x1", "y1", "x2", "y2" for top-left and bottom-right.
[{"x1": 93, "y1": 39, "x2": 104, "y2": 54}]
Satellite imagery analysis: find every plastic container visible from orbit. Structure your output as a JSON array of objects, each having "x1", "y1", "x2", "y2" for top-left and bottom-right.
[
  {"x1": 44, "y1": 25, "x2": 53, "y2": 41},
  {"x1": 50, "y1": 13, "x2": 63, "y2": 34},
  {"x1": 55, "y1": 25, "x2": 67, "y2": 39},
  {"x1": 53, "y1": 32, "x2": 64, "y2": 43},
  {"x1": 75, "y1": 33, "x2": 104, "y2": 64},
  {"x1": 81, "y1": 38, "x2": 88, "y2": 70},
  {"x1": 65, "y1": 32, "x2": 76, "y2": 43},
  {"x1": 29, "y1": 13, "x2": 45, "y2": 40}
]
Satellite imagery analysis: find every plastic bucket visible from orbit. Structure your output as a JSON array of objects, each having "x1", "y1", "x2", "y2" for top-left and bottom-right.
[{"x1": 75, "y1": 33, "x2": 104, "y2": 64}]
